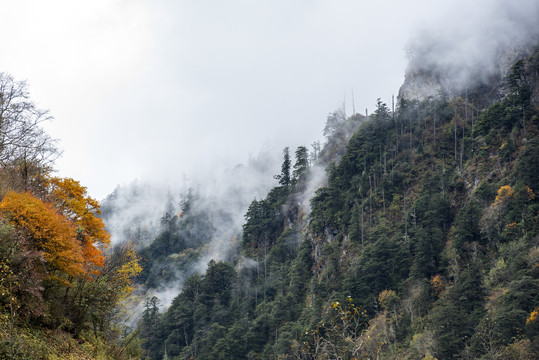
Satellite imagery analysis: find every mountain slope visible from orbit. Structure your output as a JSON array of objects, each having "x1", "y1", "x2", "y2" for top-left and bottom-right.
[{"x1": 135, "y1": 45, "x2": 539, "y2": 360}]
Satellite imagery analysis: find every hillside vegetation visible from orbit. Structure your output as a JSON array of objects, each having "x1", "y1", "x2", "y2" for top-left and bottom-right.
[
  {"x1": 2, "y1": 40, "x2": 538, "y2": 360},
  {"x1": 135, "y1": 47, "x2": 539, "y2": 359},
  {"x1": 0, "y1": 73, "x2": 142, "y2": 359}
]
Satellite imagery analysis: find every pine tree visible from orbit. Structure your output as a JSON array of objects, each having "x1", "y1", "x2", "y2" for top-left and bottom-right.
[
  {"x1": 274, "y1": 147, "x2": 291, "y2": 187},
  {"x1": 292, "y1": 146, "x2": 309, "y2": 187}
]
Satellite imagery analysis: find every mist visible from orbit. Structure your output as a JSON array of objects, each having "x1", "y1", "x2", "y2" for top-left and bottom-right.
[
  {"x1": 400, "y1": 0, "x2": 539, "y2": 100},
  {"x1": 101, "y1": 134, "x2": 339, "y2": 314},
  {"x1": 5, "y1": 0, "x2": 532, "y2": 316},
  {"x1": 101, "y1": 146, "x2": 285, "y2": 310}
]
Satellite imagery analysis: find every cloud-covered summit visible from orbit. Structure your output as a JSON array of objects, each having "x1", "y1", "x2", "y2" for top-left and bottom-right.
[{"x1": 399, "y1": 0, "x2": 539, "y2": 101}]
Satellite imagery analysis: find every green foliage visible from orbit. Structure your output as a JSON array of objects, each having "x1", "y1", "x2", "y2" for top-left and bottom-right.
[
  {"x1": 136, "y1": 192, "x2": 213, "y2": 289},
  {"x1": 292, "y1": 146, "x2": 309, "y2": 188},
  {"x1": 344, "y1": 229, "x2": 410, "y2": 313},
  {"x1": 136, "y1": 51, "x2": 539, "y2": 360},
  {"x1": 496, "y1": 276, "x2": 539, "y2": 343},
  {"x1": 201, "y1": 260, "x2": 235, "y2": 306},
  {"x1": 410, "y1": 193, "x2": 452, "y2": 279},
  {"x1": 274, "y1": 147, "x2": 291, "y2": 187},
  {"x1": 429, "y1": 265, "x2": 486, "y2": 359},
  {"x1": 0, "y1": 71, "x2": 141, "y2": 360},
  {"x1": 450, "y1": 199, "x2": 482, "y2": 256},
  {"x1": 300, "y1": 297, "x2": 368, "y2": 359},
  {"x1": 476, "y1": 60, "x2": 533, "y2": 137},
  {"x1": 516, "y1": 138, "x2": 539, "y2": 192},
  {"x1": 242, "y1": 186, "x2": 289, "y2": 255}
]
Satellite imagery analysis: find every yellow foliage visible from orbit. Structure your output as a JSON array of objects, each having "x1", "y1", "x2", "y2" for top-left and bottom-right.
[
  {"x1": 0, "y1": 191, "x2": 84, "y2": 278},
  {"x1": 47, "y1": 177, "x2": 110, "y2": 273},
  {"x1": 378, "y1": 289, "x2": 397, "y2": 309},
  {"x1": 526, "y1": 307, "x2": 538, "y2": 325},
  {"x1": 494, "y1": 185, "x2": 514, "y2": 205},
  {"x1": 104, "y1": 241, "x2": 142, "y2": 302},
  {"x1": 116, "y1": 251, "x2": 143, "y2": 298},
  {"x1": 430, "y1": 274, "x2": 446, "y2": 295},
  {"x1": 504, "y1": 222, "x2": 519, "y2": 235},
  {"x1": 0, "y1": 181, "x2": 113, "y2": 283},
  {"x1": 525, "y1": 186, "x2": 535, "y2": 200}
]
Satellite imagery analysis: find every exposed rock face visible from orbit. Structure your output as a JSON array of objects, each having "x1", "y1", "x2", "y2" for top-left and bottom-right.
[
  {"x1": 525, "y1": 47, "x2": 539, "y2": 106},
  {"x1": 398, "y1": 68, "x2": 446, "y2": 101},
  {"x1": 398, "y1": 42, "x2": 537, "y2": 108},
  {"x1": 494, "y1": 45, "x2": 538, "y2": 101},
  {"x1": 397, "y1": 0, "x2": 539, "y2": 106}
]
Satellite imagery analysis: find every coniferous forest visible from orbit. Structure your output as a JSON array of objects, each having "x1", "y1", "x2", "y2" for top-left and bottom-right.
[{"x1": 1, "y1": 29, "x2": 539, "y2": 360}]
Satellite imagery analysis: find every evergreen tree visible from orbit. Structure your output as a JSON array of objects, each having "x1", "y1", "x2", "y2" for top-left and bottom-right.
[
  {"x1": 292, "y1": 146, "x2": 309, "y2": 187},
  {"x1": 274, "y1": 147, "x2": 291, "y2": 187},
  {"x1": 140, "y1": 296, "x2": 162, "y2": 359}
]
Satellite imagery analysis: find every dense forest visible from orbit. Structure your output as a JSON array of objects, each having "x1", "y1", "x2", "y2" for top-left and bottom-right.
[
  {"x1": 1, "y1": 33, "x2": 539, "y2": 360},
  {"x1": 127, "y1": 46, "x2": 539, "y2": 360}
]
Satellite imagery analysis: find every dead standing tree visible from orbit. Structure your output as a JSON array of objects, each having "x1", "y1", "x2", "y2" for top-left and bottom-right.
[{"x1": 0, "y1": 73, "x2": 59, "y2": 191}]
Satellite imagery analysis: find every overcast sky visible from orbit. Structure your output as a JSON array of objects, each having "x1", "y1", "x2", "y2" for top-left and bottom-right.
[{"x1": 0, "y1": 0, "x2": 498, "y2": 199}]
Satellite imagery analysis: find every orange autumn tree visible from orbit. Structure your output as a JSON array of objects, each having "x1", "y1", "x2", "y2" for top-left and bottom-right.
[
  {"x1": 0, "y1": 177, "x2": 111, "y2": 282},
  {"x1": 47, "y1": 177, "x2": 110, "y2": 274},
  {"x1": 0, "y1": 191, "x2": 84, "y2": 279}
]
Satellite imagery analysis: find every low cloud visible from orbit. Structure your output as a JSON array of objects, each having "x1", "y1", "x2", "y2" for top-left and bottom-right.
[{"x1": 400, "y1": 0, "x2": 539, "y2": 99}]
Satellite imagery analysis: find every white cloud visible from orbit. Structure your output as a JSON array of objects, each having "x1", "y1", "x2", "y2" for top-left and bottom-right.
[{"x1": 3, "y1": 0, "x2": 528, "y2": 200}]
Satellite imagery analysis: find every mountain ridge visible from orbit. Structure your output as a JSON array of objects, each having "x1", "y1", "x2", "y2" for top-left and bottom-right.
[{"x1": 131, "y1": 43, "x2": 539, "y2": 359}]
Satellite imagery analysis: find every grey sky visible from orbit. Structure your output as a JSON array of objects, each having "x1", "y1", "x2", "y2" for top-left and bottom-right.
[{"x1": 1, "y1": 0, "x2": 512, "y2": 199}]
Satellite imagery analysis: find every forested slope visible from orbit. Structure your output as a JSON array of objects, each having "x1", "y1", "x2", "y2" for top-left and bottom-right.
[
  {"x1": 137, "y1": 46, "x2": 539, "y2": 359},
  {"x1": 2, "y1": 22, "x2": 538, "y2": 360}
]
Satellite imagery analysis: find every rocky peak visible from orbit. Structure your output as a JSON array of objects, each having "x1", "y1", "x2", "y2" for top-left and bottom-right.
[{"x1": 398, "y1": 27, "x2": 539, "y2": 108}]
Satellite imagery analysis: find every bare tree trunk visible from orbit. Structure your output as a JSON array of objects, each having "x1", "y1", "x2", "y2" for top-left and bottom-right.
[
  {"x1": 352, "y1": 89, "x2": 356, "y2": 116},
  {"x1": 441, "y1": 162, "x2": 446, "y2": 197},
  {"x1": 403, "y1": 191, "x2": 408, "y2": 242},
  {"x1": 382, "y1": 183, "x2": 385, "y2": 214},
  {"x1": 369, "y1": 176, "x2": 373, "y2": 227},
  {"x1": 255, "y1": 257, "x2": 259, "y2": 307},
  {"x1": 384, "y1": 149, "x2": 387, "y2": 175},
  {"x1": 433, "y1": 99, "x2": 437, "y2": 145},
  {"x1": 471, "y1": 101, "x2": 475, "y2": 153},
  {"x1": 465, "y1": 88, "x2": 468, "y2": 125},
  {"x1": 361, "y1": 201, "x2": 364, "y2": 250},
  {"x1": 393, "y1": 95, "x2": 398, "y2": 152},
  {"x1": 460, "y1": 139, "x2": 464, "y2": 170},
  {"x1": 409, "y1": 113, "x2": 413, "y2": 151},
  {"x1": 263, "y1": 237, "x2": 268, "y2": 304},
  {"x1": 522, "y1": 106, "x2": 526, "y2": 135},
  {"x1": 454, "y1": 106, "x2": 458, "y2": 162}
]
